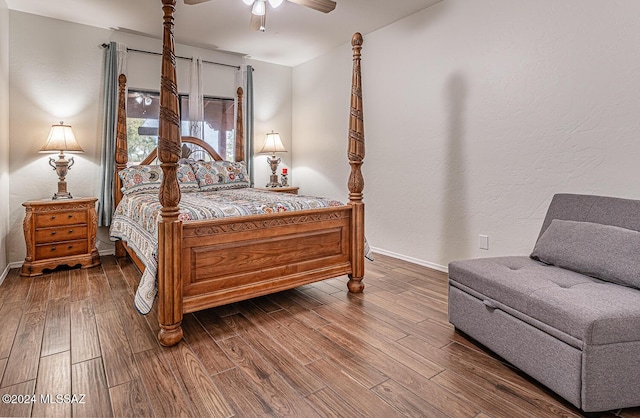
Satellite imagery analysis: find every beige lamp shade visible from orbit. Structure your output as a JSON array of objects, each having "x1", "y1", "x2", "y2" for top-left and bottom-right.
[
  {"x1": 259, "y1": 131, "x2": 287, "y2": 154},
  {"x1": 40, "y1": 122, "x2": 84, "y2": 153},
  {"x1": 40, "y1": 122, "x2": 83, "y2": 199}
]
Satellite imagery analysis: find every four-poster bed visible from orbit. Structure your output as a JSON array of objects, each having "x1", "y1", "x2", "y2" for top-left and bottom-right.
[{"x1": 111, "y1": 0, "x2": 366, "y2": 347}]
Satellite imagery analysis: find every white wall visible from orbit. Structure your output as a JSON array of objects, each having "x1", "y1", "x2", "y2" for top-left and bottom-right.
[
  {"x1": 8, "y1": 12, "x2": 108, "y2": 265},
  {"x1": 249, "y1": 60, "x2": 293, "y2": 189},
  {"x1": 293, "y1": 43, "x2": 352, "y2": 201},
  {"x1": 293, "y1": 0, "x2": 640, "y2": 270},
  {"x1": 0, "y1": 0, "x2": 9, "y2": 277},
  {"x1": 7, "y1": 11, "x2": 293, "y2": 265}
]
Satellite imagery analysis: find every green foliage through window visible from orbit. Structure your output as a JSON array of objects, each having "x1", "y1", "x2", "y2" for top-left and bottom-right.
[{"x1": 126, "y1": 118, "x2": 157, "y2": 164}]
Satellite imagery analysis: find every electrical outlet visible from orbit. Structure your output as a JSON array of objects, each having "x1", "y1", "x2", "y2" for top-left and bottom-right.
[{"x1": 479, "y1": 234, "x2": 489, "y2": 250}]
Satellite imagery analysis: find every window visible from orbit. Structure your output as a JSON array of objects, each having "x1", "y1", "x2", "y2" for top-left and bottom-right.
[
  {"x1": 180, "y1": 96, "x2": 236, "y2": 161},
  {"x1": 126, "y1": 90, "x2": 236, "y2": 164},
  {"x1": 126, "y1": 91, "x2": 160, "y2": 164}
]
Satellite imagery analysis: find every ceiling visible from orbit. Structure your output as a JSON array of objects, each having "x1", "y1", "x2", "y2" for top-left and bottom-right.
[{"x1": 6, "y1": 0, "x2": 441, "y2": 67}]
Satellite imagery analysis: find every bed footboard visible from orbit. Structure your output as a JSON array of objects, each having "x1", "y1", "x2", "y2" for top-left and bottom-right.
[{"x1": 180, "y1": 207, "x2": 353, "y2": 313}]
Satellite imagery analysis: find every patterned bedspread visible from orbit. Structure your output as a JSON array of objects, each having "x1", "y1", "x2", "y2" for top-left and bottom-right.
[{"x1": 109, "y1": 188, "x2": 345, "y2": 314}]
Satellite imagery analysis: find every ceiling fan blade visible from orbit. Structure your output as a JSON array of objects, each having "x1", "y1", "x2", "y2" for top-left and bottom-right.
[
  {"x1": 184, "y1": 0, "x2": 212, "y2": 5},
  {"x1": 287, "y1": 0, "x2": 336, "y2": 13},
  {"x1": 250, "y1": 12, "x2": 267, "y2": 32}
]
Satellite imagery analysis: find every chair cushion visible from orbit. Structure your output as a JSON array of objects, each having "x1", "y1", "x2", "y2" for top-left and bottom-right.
[
  {"x1": 449, "y1": 256, "x2": 640, "y2": 345},
  {"x1": 531, "y1": 219, "x2": 640, "y2": 290}
]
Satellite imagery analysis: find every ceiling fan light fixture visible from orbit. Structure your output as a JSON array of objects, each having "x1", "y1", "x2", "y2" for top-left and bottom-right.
[
  {"x1": 267, "y1": 0, "x2": 284, "y2": 8},
  {"x1": 251, "y1": 0, "x2": 266, "y2": 16},
  {"x1": 242, "y1": 0, "x2": 254, "y2": 5}
]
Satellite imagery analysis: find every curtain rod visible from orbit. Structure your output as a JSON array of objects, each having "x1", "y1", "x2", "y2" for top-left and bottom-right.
[{"x1": 100, "y1": 43, "x2": 241, "y2": 70}]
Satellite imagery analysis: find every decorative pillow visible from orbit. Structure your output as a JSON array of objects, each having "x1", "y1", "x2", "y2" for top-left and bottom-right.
[
  {"x1": 176, "y1": 164, "x2": 199, "y2": 192},
  {"x1": 190, "y1": 160, "x2": 250, "y2": 191},
  {"x1": 119, "y1": 164, "x2": 199, "y2": 195},
  {"x1": 530, "y1": 219, "x2": 640, "y2": 289}
]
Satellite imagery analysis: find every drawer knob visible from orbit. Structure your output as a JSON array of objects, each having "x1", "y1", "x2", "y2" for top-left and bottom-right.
[
  {"x1": 51, "y1": 231, "x2": 56, "y2": 235},
  {"x1": 68, "y1": 229, "x2": 73, "y2": 233},
  {"x1": 51, "y1": 246, "x2": 56, "y2": 251},
  {"x1": 68, "y1": 245, "x2": 73, "y2": 249},
  {"x1": 51, "y1": 215, "x2": 56, "y2": 220},
  {"x1": 68, "y1": 214, "x2": 73, "y2": 218}
]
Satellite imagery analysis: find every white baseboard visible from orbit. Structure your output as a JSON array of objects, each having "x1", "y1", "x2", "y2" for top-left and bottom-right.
[
  {"x1": 99, "y1": 248, "x2": 116, "y2": 256},
  {"x1": 0, "y1": 265, "x2": 8, "y2": 287},
  {"x1": 0, "y1": 261, "x2": 23, "y2": 287},
  {"x1": 370, "y1": 246, "x2": 448, "y2": 273}
]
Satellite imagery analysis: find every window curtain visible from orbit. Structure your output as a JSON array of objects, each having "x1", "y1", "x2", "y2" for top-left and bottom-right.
[
  {"x1": 189, "y1": 56, "x2": 204, "y2": 138},
  {"x1": 237, "y1": 64, "x2": 255, "y2": 186},
  {"x1": 97, "y1": 42, "x2": 127, "y2": 227}
]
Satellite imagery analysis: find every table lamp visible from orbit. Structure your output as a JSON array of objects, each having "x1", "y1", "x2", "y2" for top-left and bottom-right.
[
  {"x1": 259, "y1": 131, "x2": 287, "y2": 187},
  {"x1": 40, "y1": 122, "x2": 84, "y2": 199}
]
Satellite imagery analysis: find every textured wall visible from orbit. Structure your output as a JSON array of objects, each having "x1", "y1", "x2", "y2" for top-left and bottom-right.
[
  {"x1": 293, "y1": 0, "x2": 640, "y2": 270},
  {"x1": 248, "y1": 60, "x2": 293, "y2": 189},
  {"x1": 0, "y1": 0, "x2": 9, "y2": 275}
]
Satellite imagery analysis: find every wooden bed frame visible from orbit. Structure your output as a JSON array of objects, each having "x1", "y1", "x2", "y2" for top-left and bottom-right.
[{"x1": 113, "y1": 0, "x2": 366, "y2": 347}]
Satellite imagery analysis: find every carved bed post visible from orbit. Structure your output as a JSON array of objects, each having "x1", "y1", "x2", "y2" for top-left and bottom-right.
[
  {"x1": 347, "y1": 32, "x2": 365, "y2": 293},
  {"x1": 157, "y1": 0, "x2": 183, "y2": 346},
  {"x1": 235, "y1": 87, "x2": 245, "y2": 162},
  {"x1": 114, "y1": 74, "x2": 128, "y2": 258}
]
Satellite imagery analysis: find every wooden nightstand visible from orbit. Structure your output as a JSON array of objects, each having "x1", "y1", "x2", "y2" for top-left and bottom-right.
[
  {"x1": 257, "y1": 187, "x2": 299, "y2": 195},
  {"x1": 21, "y1": 197, "x2": 100, "y2": 276}
]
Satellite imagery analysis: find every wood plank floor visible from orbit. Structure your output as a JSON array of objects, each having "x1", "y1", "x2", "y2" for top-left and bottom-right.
[{"x1": 0, "y1": 254, "x2": 639, "y2": 417}]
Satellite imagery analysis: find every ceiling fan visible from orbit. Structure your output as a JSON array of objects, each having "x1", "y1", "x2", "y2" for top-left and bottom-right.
[{"x1": 184, "y1": 0, "x2": 337, "y2": 32}]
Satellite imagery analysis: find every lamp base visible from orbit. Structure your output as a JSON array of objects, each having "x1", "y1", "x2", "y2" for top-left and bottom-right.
[
  {"x1": 265, "y1": 173, "x2": 281, "y2": 188},
  {"x1": 49, "y1": 156, "x2": 74, "y2": 200},
  {"x1": 52, "y1": 179, "x2": 72, "y2": 200},
  {"x1": 265, "y1": 155, "x2": 282, "y2": 187},
  {"x1": 52, "y1": 191, "x2": 73, "y2": 200}
]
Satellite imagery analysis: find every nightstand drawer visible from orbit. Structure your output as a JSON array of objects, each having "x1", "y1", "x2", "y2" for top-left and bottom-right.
[
  {"x1": 35, "y1": 240, "x2": 88, "y2": 260},
  {"x1": 35, "y1": 225, "x2": 88, "y2": 244},
  {"x1": 35, "y1": 211, "x2": 87, "y2": 228}
]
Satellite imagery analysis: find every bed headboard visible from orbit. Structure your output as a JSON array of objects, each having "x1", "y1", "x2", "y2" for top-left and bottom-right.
[
  {"x1": 139, "y1": 136, "x2": 224, "y2": 165},
  {"x1": 113, "y1": 69, "x2": 245, "y2": 209}
]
